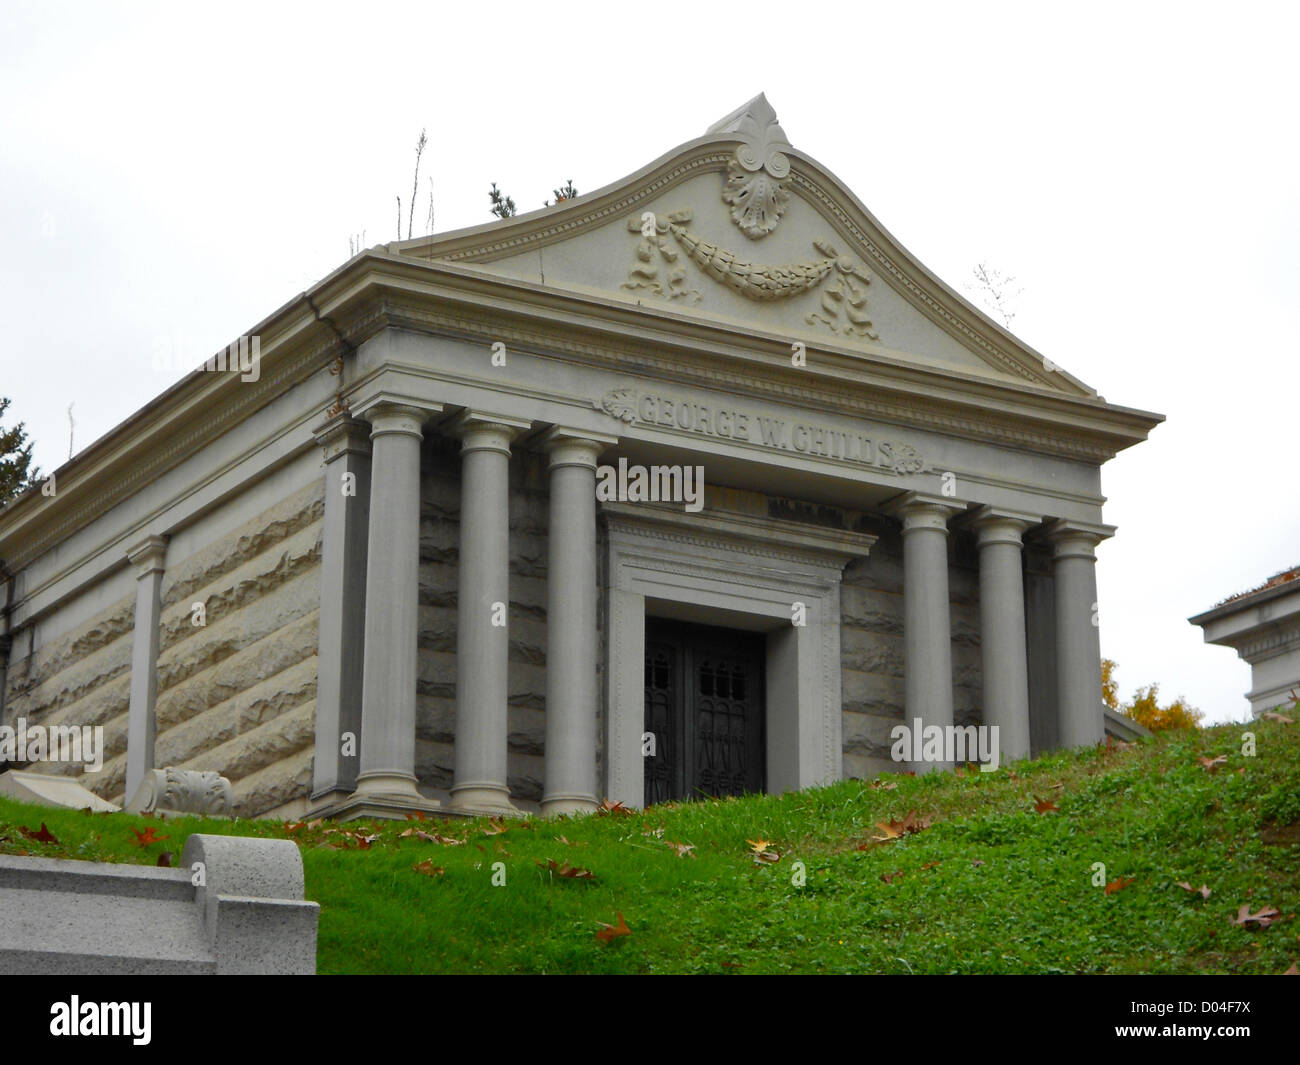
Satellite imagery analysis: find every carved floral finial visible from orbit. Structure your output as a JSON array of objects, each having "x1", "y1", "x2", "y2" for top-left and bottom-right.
[{"x1": 707, "y1": 94, "x2": 793, "y2": 239}]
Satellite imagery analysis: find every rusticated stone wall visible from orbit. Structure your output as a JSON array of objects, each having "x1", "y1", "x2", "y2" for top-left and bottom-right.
[
  {"x1": 151, "y1": 480, "x2": 323, "y2": 816},
  {"x1": 2, "y1": 479, "x2": 324, "y2": 818},
  {"x1": 1, "y1": 591, "x2": 136, "y2": 790}
]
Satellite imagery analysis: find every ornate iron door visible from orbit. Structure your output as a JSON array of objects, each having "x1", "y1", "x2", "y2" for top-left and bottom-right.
[{"x1": 643, "y1": 620, "x2": 765, "y2": 806}]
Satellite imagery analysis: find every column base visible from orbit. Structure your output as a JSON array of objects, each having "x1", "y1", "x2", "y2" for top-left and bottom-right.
[
  {"x1": 308, "y1": 792, "x2": 445, "y2": 823},
  {"x1": 449, "y1": 784, "x2": 523, "y2": 818},
  {"x1": 540, "y1": 795, "x2": 599, "y2": 818},
  {"x1": 354, "y1": 771, "x2": 423, "y2": 799}
]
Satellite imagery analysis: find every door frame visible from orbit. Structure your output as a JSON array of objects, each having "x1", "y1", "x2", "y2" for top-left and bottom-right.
[{"x1": 602, "y1": 502, "x2": 875, "y2": 808}]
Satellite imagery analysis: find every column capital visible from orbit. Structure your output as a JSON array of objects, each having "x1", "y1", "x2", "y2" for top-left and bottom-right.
[
  {"x1": 964, "y1": 505, "x2": 1040, "y2": 548},
  {"x1": 884, "y1": 491, "x2": 964, "y2": 533},
  {"x1": 311, "y1": 413, "x2": 373, "y2": 460},
  {"x1": 1044, "y1": 518, "x2": 1116, "y2": 560},
  {"x1": 126, "y1": 535, "x2": 168, "y2": 577},
  {"x1": 351, "y1": 395, "x2": 443, "y2": 438},
  {"x1": 448, "y1": 410, "x2": 533, "y2": 455},
  {"x1": 538, "y1": 426, "x2": 619, "y2": 471}
]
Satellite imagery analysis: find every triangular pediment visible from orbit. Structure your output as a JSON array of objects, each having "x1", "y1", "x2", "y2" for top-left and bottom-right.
[{"x1": 392, "y1": 95, "x2": 1090, "y2": 394}]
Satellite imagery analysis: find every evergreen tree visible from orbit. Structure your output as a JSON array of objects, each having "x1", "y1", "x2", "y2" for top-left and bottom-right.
[{"x1": 0, "y1": 396, "x2": 40, "y2": 505}]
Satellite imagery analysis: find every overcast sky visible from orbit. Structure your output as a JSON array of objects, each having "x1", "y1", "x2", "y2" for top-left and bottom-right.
[{"x1": 2, "y1": 1, "x2": 1296, "y2": 724}]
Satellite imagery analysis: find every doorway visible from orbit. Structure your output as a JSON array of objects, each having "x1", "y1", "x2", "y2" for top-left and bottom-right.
[{"x1": 643, "y1": 618, "x2": 766, "y2": 805}]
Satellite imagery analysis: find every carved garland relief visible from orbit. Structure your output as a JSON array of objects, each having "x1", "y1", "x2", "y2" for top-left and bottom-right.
[
  {"x1": 621, "y1": 211, "x2": 880, "y2": 341},
  {"x1": 619, "y1": 95, "x2": 880, "y2": 342}
]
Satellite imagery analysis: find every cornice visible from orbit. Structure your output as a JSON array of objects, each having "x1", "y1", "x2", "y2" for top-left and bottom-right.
[{"x1": 367, "y1": 285, "x2": 1151, "y2": 465}]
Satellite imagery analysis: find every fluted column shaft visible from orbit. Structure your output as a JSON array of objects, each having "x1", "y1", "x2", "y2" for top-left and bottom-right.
[
  {"x1": 541, "y1": 430, "x2": 614, "y2": 816},
  {"x1": 972, "y1": 509, "x2": 1033, "y2": 763},
  {"x1": 887, "y1": 493, "x2": 962, "y2": 772},
  {"x1": 451, "y1": 412, "x2": 530, "y2": 813},
  {"x1": 355, "y1": 403, "x2": 428, "y2": 798},
  {"x1": 1048, "y1": 520, "x2": 1110, "y2": 748}
]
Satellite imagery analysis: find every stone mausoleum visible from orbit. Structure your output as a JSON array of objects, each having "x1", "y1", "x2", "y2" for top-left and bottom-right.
[{"x1": 0, "y1": 96, "x2": 1162, "y2": 820}]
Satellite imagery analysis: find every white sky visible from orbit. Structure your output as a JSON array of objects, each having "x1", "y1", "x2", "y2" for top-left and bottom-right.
[{"x1": 2, "y1": 1, "x2": 1297, "y2": 723}]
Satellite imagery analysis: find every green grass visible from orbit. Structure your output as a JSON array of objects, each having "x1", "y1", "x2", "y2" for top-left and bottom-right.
[{"x1": 3, "y1": 719, "x2": 1299, "y2": 973}]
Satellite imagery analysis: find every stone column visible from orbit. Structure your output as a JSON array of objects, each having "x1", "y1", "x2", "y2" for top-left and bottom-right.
[
  {"x1": 885, "y1": 493, "x2": 962, "y2": 772},
  {"x1": 539, "y1": 428, "x2": 616, "y2": 817},
  {"x1": 450, "y1": 411, "x2": 531, "y2": 814},
  {"x1": 353, "y1": 402, "x2": 436, "y2": 802},
  {"x1": 1047, "y1": 519, "x2": 1113, "y2": 749},
  {"x1": 970, "y1": 507, "x2": 1034, "y2": 764},
  {"x1": 310, "y1": 414, "x2": 371, "y2": 803},
  {"x1": 125, "y1": 535, "x2": 168, "y2": 801}
]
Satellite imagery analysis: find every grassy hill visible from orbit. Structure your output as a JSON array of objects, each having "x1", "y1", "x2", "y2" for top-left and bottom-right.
[{"x1": 2, "y1": 718, "x2": 1298, "y2": 974}]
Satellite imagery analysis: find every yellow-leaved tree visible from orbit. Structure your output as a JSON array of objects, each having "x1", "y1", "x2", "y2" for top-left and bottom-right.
[{"x1": 1101, "y1": 658, "x2": 1202, "y2": 731}]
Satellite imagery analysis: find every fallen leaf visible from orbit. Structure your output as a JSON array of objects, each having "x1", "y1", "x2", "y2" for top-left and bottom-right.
[
  {"x1": 665, "y1": 841, "x2": 696, "y2": 858},
  {"x1": 1176, "y1": 881, "x2": 1212, "y2": 899},
  {"x1": 596, "y1": 799, "x2": 632, "y2": 817},
  {"x1": 1105, "y1": 876, "x2": 1136, "y2": 895},
  {"x1": 751, "y1": 849, "x2": 780, "y2": 864},
  {"x1": 921, "y1": 861, "x2": 941, "y2": 871},
  {"x1": 400, "y1": 828, "x2": 461, "y2": 844},
  {"x1": 157, "y1": 852, "x2": 173, "y2": 868},
  {"x1": 404, "y1": 811, "x2": 429, "y2": 821},
  {"x1": 871, "y1": 810, "x2": 933, "y2": 843},
  {"x1": 869, "y1": 780, "x2": 898, "y2": 791},
  {"x1": 130, "y1": 826, "x2": 169, "y2": 847},
  {"x1": 481, "y1": 819, "x2": 509, "y2": 836},
  {"x1": 348, "y1": 832, "x2": 379, "y2": 850},
  {"x1": 413, "y1": 860, "x2": 444, "y2": 877},
  {"x1": 306, "y1": 819, "x2": 324, "y2": 829},
  {"x1": 1198, "y1": 755, "x2": 1229, "y2": 772},
  {"x1": 1260, "y1": 712, "x2": 1293, "y2": 724},
  {"x1": 1232, "y1": 904, "x2": 1280, "y2": 929},
  {"x1": 1033, "y1": 797, "x2": 1058, "y2": 814},
  {"x1": 747, "y1": 838, "x2": 773, "y2": 853},
  {"x1": 536, "y1": 858, "x2": 595, "y2": 879},
  {"x1": 595, "y1": 912, "x2": 631, "y2": 943},
  {"x1": 282, "y1": 821, "x2": 306, "y2": 834},
  {"x1": 881, "y1": 869, "x2": 904, "y2": 884},
  {"x1": 20, "y1": 823, "x2": 59, "y2": 845},
  {"x1": 972, "y1": 859, "x2": 986, "y2": 868}
]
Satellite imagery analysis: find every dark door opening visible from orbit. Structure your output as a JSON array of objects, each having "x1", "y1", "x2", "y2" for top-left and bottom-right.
[{"x1": 643, "y1": 618, "x2": 765, "y2": 806}]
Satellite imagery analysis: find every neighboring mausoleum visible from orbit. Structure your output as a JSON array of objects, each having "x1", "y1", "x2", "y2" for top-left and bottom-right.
[{"x1": 1191, "y1": 566, "x2": 1300, "y2": 716}]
